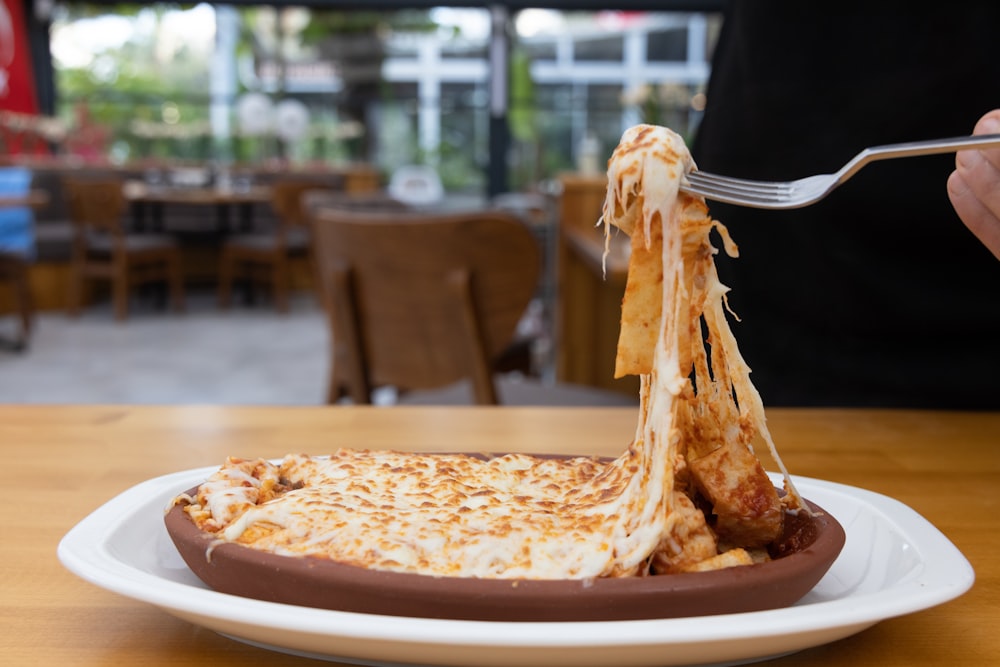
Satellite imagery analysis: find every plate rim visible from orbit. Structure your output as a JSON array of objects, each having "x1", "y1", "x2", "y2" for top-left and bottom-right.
[{"x1": 57, "y1": 466, "x2": 975, "y2": 662}]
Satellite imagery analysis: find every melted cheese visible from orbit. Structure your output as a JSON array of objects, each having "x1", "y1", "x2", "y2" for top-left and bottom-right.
[
  {"x1": 205, "y1": 450, "x2": 646, "y2": 579},
  {"x1": 179, "y1": 124, "x2": 801, "y2": 580}
]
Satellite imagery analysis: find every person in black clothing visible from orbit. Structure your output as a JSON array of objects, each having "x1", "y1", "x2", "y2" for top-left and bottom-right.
[
  {"x1": 949, "y1": 109, "x2": 1000, "y2": 260},
  {"x1": 690, "y1": 2, "x2": 1000, "y2": 409}
]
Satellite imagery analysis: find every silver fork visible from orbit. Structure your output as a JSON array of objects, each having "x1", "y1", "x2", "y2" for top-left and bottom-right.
[{"x1": 681, "y1": 134, "x2": 1000, "y2": 209}]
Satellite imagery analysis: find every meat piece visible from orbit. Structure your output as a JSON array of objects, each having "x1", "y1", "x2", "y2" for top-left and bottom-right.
[
  {"x1": 687, "y1": 439, "x2": 783, "y2": 547},
  {"x1": 649, "y1": 491, "x2": 719, "y2": 574}
]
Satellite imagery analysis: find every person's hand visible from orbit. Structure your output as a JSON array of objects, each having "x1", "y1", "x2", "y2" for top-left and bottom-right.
[{"x1": 947, "y1": 109, "x2": 1000, "y2": 259}]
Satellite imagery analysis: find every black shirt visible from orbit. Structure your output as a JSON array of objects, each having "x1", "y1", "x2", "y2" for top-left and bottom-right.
[{"x1": 691, "y1": 1, "x2": 1000, "y2": 408}]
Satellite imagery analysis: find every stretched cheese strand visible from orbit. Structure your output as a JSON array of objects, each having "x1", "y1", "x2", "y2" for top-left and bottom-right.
[{"x1": 602, "y1": 124, "x2": 803, "y2": 513}]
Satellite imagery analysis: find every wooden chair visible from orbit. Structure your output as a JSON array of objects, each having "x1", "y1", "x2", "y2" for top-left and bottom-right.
[
  {"x1": 64, "y1": 177, "x2": 184, "y2": 321},
  {"x1": 310, "y1": 207, "x2": 543, "y2": 405},
  {"x1": 217, "y1": 177, "x2": 342, "y2": 313},
  {"x1": 0, "y1": 252, "x2": 33, "y2": 350},
  {"x1": 0, "y1": 166, "x2": 37, "y2": 349}
]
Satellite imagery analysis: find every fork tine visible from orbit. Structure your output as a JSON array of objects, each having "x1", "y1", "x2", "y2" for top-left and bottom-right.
[
  {"x1": 682, "y1": 170, "x2": 805, "y2": 208},
  {"x1": 683, "y1": 177, "x2": 789, "y2": 203},
  {"x1": 684, "y1": 187, "x2": 788, "y2": 206},
  {"x1": 686, "y1": 171, "x2": 792, "y2": 194}
]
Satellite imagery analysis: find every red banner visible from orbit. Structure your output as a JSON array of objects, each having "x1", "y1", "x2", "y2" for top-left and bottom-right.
[{"x1": 0, "y1": 0, "x2": 38, "y2": 114}]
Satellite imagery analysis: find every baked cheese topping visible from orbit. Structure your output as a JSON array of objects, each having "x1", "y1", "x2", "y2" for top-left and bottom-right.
[
  {"x1": 191, "y1": 450, "x2": 656, "y2": 579},
  {"x1": 178, "y1": 124, "x2": 801, "y2": 580}
]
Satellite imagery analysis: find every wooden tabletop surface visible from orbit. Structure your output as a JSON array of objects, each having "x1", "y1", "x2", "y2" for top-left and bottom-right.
[
  {"x1": 0, "y1": 190, "x2": 50, "y2": 209},
  {"x1": 122, "y1": 180, "x2": 273, "y2": 205},
  {"x1": 4, "y1": 404, "x2": 998, "y2": 666}
]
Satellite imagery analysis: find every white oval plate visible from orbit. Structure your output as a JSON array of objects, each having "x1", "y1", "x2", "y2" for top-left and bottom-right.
[{"x1": 58, "y1": 468, "x2": 973, "y2": 667}]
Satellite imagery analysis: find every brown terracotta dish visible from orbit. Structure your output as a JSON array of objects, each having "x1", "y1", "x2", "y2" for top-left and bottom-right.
[{"x1": 165, "y1": 482, "x2": 845, "y2": 622}]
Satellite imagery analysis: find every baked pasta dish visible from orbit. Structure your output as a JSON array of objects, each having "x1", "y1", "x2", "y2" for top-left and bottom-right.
[{"x1": 174, "y1": 124, "x2": 806, "y2": 581}]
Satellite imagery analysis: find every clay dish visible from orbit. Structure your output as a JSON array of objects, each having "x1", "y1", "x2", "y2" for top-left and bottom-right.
[{"x1": 165, "y1": 482, "x2": 844, "y2": 622}]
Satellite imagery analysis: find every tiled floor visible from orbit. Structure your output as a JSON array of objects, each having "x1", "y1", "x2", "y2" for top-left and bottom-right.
[
  {"x1": 0, "y1": 292, "x2": 329, "y2": 405},
  {"x1": 0, "y1": 291, "x2": 637, "y2": 407}
]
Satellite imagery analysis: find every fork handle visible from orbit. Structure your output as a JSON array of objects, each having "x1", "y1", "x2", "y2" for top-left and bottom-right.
[{"x1": 839, "y1": 134, "x2": 1000, "y2": 181}]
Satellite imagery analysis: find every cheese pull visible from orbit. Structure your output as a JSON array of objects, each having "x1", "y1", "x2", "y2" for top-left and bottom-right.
[{"x1": 181, "y1": 123, "x2": 803, "y2": 580}]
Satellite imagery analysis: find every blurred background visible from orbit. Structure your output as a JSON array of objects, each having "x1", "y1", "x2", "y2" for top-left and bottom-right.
[
  {"x1": 6, "y1": 1, "x2": 721, "y2": 194},
  {"x1": 0, "y1": 1, "x2": 723, "y2": 405}
]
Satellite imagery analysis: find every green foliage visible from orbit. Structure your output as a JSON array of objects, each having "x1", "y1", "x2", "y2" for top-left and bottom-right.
[
  {"x1": 508, "y1": 48, "x2": 537, "y2": 143},
  {"x1": 53, "y1": 3, "x2": 221, "y2": 160},
  {"x1": 298, "y1": 9, "x2": 437, "y2": 43}
]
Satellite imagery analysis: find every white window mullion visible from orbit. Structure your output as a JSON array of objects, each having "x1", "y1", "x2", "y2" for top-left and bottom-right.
[{"x1": 417, "y1": 38, "x2": 440, "y2": 162}]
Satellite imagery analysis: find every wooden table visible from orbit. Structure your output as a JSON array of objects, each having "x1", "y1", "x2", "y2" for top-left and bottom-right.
[
  {"x1": 4, "y1": 405, "x2": 998, "y2": 666},
  {"x1": 123, "y1": 181, "x2": 273, "y2": 233},
  {"x1": 0, "y1": 190, "x2": 50, "y2": 209}
]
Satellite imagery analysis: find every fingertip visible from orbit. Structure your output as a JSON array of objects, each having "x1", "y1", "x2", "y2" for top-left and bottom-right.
[
  {"x1": 946, "y1": 169, "x2": 968, "y2": 200},
  {"x1": 954, "y1": 140, "x2": 992, "y2": 174},
  {"x1": 978, "y1": 111, "x2": 1000, "y2": 135}
]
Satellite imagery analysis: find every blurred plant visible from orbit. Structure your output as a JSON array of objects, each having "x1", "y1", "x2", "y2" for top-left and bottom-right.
[
  {"x1": 52, "y1": 4, "x2": 214, "y2": 161},
  {"x1": 298, "y1": 9, "x2": 437, "y2": 43}
]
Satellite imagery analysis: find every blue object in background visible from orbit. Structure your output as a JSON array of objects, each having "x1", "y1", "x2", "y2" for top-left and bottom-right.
[{"x1": 0, "y1": 167, "x2": 36, "y2": 260}]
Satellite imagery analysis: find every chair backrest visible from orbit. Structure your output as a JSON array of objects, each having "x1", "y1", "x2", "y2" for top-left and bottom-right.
[
  {"x1": 63, "y1": 177, "x2": 127, "y2": 235},
  {"x1": 302, "y1": 189, "x2": 411, "y2": 216},
  {"x1": 310, "y1": 207, "x2": 542, "y2": 404},
  {"x1": 491, "y1": 191, "x2": 553, "y2": 228}
]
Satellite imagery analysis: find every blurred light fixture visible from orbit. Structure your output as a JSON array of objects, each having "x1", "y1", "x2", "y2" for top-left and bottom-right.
[{"x1": 236, "y1": 92, "x2": 274, "y2": 136}]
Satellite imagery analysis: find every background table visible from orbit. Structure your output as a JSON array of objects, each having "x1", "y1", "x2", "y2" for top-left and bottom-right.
[
  {"x1": 123, "y1": 181, "x2": 273, "y2": 233},
  {"x1": 0, "y1": 190, "x2": 49, "y2": 209},
  {"x1": 3, "y1": 405, "x2": 997, "y2": 666}
]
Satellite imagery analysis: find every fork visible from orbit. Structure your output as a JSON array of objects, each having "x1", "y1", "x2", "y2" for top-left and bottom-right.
[{"x1": 681, "y1": 134, "x2": 1000, "y2": 209}]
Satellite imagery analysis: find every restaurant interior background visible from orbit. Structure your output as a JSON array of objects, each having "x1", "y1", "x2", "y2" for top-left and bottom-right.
[
  {"x1": 0, "y1": 0, "x2": 723, "y2": 405},
  {"x1": 13, "y1": 0, "x2": 720, "y2": 192}
]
